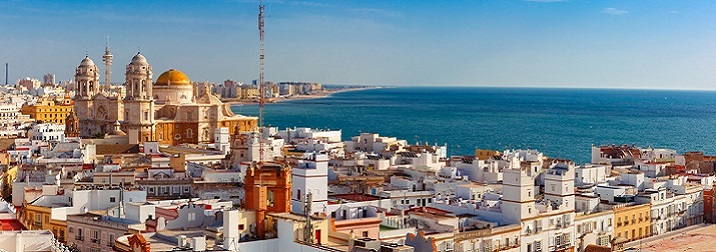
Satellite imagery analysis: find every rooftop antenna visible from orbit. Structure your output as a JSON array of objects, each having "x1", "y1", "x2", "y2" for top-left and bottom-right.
[
  {"x1": 258, "y1": 0, "x2": 266, "y2": 165},
  {"x1": 4, "y1": 63, "x2": 7, "y2": 85},
  {"x1": 303, "y1": 192, "x2": 314, "y2": 243}
]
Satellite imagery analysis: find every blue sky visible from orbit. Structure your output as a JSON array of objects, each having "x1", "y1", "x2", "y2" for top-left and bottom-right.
[{"x1": 1, "y1": 0, "x2": 716, "y2": 89}]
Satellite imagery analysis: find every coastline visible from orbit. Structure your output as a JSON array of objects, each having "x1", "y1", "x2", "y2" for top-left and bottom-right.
[{"x1": 226, "y1": 86, "x2": 381, "y2": 106}]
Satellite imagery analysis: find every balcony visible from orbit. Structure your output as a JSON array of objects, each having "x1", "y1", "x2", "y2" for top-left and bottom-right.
[{"x1": 91, "y1": 238, "x2": 99, "y2": 244}]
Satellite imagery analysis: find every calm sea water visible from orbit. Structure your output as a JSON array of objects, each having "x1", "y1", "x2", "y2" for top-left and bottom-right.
[{"x1": 231, "y1": 87, "x2": 716, "y2": 164}]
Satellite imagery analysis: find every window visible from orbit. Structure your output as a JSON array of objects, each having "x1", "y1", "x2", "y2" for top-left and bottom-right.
[
  {"x1": 148, "y1": 187, "x2": 155, "y2": 193},
  {"x1": 110, "y1": 197, "x2": 116, "y2": 203},
  {"x1": 362, "y1": 231, "x2": 369, "y2": 237},
  {"x1": 555, "y1": 235, "x2": 562, "y2": 247},
  {"x1": 268, "y1": 190, "x2": 275, "y2": 205},
  {"x1": 534, "y1": 240, "x2": 542, "y2": 252},
  {"x1": 187, "y1": 129, "x2": 193, "y2": 138},
  {"x1": 598, "y1": 235, "x2": 610, "y2": 247},
  {"x1": 109, "y1": 234, "x2": 115, "y2": 246}
]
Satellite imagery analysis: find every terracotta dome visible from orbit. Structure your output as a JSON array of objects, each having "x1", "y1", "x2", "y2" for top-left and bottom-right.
[{"x1": 154, "y1": 69, "x2": 191, "y2": 87}]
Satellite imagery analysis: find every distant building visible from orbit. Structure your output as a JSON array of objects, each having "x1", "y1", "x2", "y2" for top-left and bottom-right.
[
  {"x1": 42, "y1": 73, "x2": 55, "y2": 85},
  {"x1": 17, "y1": 77, "x2": 40, "y2": 91}
]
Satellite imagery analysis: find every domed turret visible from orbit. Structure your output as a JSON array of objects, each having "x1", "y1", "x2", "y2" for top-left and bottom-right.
[
  {"x1": 79, "y1": 56, "x2": 96, "y2": 67},
  {"x1": 75, "y1": 56, "x2": 100, "y2": 98},
  {"x1": 130, "y1": 53, "x2": 148, "y2": 65},
  {"x1": 125, "y1": 52, "x2": 153, "y2": 100}
]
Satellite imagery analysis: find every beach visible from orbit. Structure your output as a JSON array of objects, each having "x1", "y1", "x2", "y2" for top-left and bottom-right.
[{"x1": 224, "y1": 86, "x2": 380, "y2": 105}]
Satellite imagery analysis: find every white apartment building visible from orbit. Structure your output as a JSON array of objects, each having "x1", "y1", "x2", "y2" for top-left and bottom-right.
[
  {"x1": 575, "y1": 164, "x2": 609, "y2": 186},
  {"x1": 276, "y1": 127, "x2": 342, "y2": 143},
  {"x1": 574, "y1": 210, "x2": 614, "y2": 250},
  {"x1": 29, "y1": 123, "x2": 65, "y2": 142},
  {"x1": 345, "y1": 133, "x2": 407, "y2": 154}
]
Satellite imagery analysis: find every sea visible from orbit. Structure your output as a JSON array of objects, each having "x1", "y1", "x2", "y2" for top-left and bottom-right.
[{"x1": 231, "y1": 87, "x2": 716, "y2": 164}]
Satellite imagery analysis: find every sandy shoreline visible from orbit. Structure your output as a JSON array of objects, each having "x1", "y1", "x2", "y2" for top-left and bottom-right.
[{"x1": 225, "y1": 87, "x2": 380, "y2": 106}]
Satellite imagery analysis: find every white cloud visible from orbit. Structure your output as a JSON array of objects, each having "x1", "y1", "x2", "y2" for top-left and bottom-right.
[
  {"x1": 669, "y1": 10, "x2": 681, "y2": 14},
  {"x1": 603, "y1": 7, "x2": 628, "y2": 15}
]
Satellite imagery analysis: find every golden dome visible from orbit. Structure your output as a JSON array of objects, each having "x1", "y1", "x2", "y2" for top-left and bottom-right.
[{"x1": 154, "y1": 69, "x2": 191, "y2": 86}]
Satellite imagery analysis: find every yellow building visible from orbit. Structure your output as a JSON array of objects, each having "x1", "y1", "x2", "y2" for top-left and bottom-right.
[
  {"x1": 475, "y1": 148, "x2": 500, "y2": 160},
  {"x1": 22, "y1": 203, "x2": 67, "y2": 243},
  {"x1": 613, "y1": 203, "x2": 651, "y2": 247},
  {"x1": 21, "y1": 95, "x2": 74, "y2": 124}
]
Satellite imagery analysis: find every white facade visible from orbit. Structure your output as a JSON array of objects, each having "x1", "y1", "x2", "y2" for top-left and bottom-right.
[
  {"x1": 291, "y1": 153, "x2": 329, "y2": 216},
  {"x1": 575, "y1": 164, "x2": 609, "y2": 185},
  {"x1": 29, "y1": 123, "x2": 65, "y2": 142},
  {"x1": 574, "y1": 211, "x2": 614, "y2": 250},
  {"x1": 277, "y1": 127, "x2": 342, "y2": 143}
]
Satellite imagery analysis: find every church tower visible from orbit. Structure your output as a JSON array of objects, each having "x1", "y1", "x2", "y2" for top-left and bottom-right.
[
  {"x1": 64, "y1": 110, "x2": 80, "y2": 138},
  {"x1": 75, "y1": 56, "x2": 100, "y2": 98},
  {"x1": 123, "y1": 53, "x2": 155, "y2": 144},
  {"x1": 74, "y1": 56, "x2": 100, "y2": 137}
]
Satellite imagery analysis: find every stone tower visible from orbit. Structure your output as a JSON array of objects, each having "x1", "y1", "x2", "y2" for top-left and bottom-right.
[
  {"x1": 123, "y1": 53, "x2": 155, "y2": 144},
  {"x1": 75, "y1": 56, "x2": 100, "y2": 99},
  {"x1": 64, "y1": 110, "x2": 80, "y2": 138},
  {"x1": 74, "y1": 56, "x2": 100, "y2": 136}
]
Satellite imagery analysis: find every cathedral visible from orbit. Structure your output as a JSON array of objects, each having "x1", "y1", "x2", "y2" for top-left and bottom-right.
[{"x1": 73, "y1": 52, "x2": 258, "y2": 145}]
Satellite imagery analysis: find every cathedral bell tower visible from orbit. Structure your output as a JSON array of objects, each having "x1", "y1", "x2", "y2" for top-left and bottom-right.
[
  {"x1": 123, "y1": 52, "x2": 155, "y2": 144},
  {"x1": 75, "y1": 55, "x2": 100, "y2": 99},
  {"x1": 73, "y1": 56, "x2": 100, "y2": 137}
]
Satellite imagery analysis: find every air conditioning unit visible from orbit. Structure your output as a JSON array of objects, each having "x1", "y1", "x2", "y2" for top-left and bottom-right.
[{"x1": 353, "y1": 238, "x2": 380, "y2": 251}]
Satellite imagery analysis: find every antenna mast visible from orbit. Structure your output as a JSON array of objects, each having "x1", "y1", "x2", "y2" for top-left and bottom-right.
[
  {"x1": 258, "y1": 0, "x2": 266, "y2": 164},
  {"x1": 303, "y1": 192, "x2": 314, "y2": 243},
  {"x1": 102, "y1": 35, "x2": 113, "y2": 91}
]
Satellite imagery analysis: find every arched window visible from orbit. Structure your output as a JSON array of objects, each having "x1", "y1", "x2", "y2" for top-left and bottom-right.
[{"x1": 187, "y1": 129, "x2": 193, "y2": 138}]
